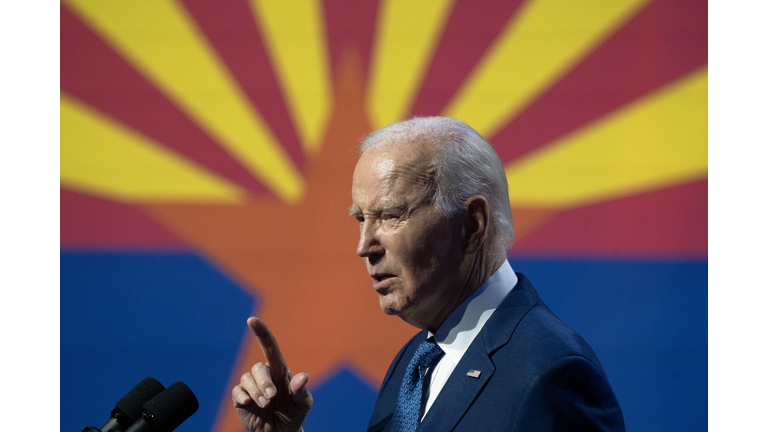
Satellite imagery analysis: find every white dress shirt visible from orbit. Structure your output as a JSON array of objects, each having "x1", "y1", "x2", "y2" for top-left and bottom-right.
[{"x1": 421, "y1": 260, "x2": 518, "y2": 418}]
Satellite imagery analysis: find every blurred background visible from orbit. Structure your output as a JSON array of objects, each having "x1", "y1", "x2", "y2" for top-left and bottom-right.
[{"x1": 60, "y1": 1, "x2": 707, "y2": 431}]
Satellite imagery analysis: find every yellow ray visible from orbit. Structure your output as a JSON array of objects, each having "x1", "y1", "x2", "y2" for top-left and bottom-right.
[
  {"x1": 63, "y1": 0, "x2": 304, "y2": 203},
  {"x1": 367, "y1": 0, "x2": 456, "y2": 129},
  {"x1": 60, "y1": 94, "x2": 245, "y2": 203},
  {"x1": 505, "y1": 67, "x2": 708, "y2": 208},
  {"x1": 445, "y1": 0, "x2": 651, "y2": 138},
  {"x1": 250, "y1": 0, "x2": 332, "y2": 155}
]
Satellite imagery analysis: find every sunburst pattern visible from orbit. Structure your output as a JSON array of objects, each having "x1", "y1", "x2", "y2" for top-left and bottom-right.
[
  {"x1": 61, "y1": 1, "x2": 707, "y2": 431},
  {"x1": 61, "y1": 0, "x2": 706, "y2": 212}
]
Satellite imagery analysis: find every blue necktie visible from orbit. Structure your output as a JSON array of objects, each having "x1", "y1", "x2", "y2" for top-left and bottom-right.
[{"x1": 391, "y1": 338, "x2": 444, "y2": 432}]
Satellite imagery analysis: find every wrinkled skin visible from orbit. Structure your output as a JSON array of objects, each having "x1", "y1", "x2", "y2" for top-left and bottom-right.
[
  {"x1": 350, "y1": 144, "x2": 493, "y2": 333},
  {"x1": 231, "y1": 318, "x2": 313, "y2": 432}
]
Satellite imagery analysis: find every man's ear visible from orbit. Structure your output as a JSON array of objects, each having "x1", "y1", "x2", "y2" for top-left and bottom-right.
[{"x1": 463, "y1": 195, "x2": 490, "y2": 255}]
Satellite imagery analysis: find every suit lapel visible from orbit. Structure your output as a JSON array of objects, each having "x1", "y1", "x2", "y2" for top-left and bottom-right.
[
  {"x1": 368, "y1": 332, "x2": 426, "y2": 432},
  {"x1": 416, "y1": 337, "x2": 495, "y2": 431},
  {"x1": 482, "y1": 274, "x2": 540, "y2": 352},
  {"x1": 416, "y1": 273, "x2": 540, "y2": 431}
]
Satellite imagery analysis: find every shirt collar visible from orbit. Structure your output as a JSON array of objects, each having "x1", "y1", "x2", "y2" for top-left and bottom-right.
[{"x1": 430, "y1": 260, "x2": 518, "y2": 365}]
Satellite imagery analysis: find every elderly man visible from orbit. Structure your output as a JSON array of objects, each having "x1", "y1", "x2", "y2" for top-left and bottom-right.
[{"x1": 232, "y1": 117, "x2": 625, "y2": 432}]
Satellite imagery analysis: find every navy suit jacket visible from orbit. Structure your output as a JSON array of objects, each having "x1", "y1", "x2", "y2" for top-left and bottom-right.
[{"x1": 367, "y1": 273, "x2": 625, "y2": 432}]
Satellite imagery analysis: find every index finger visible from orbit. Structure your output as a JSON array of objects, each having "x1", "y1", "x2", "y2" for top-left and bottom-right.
[{"x1": 247, "y1": 317, "x2": 288, "y2": 379}]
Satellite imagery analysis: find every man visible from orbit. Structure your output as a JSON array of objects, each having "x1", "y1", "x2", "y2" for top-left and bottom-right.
[{"x1": 231, "y1": 117, "x2": 625, "y2": 431}]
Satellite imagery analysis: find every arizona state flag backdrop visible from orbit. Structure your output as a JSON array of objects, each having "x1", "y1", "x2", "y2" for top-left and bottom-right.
[{"x1": 61, "y1": 1, "x2": 707, "y2": 431}]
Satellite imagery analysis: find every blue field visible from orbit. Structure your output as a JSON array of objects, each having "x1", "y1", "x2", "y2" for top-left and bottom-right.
[{"x1": 61, "y1": 252, "x2": 706, "y2": 431}]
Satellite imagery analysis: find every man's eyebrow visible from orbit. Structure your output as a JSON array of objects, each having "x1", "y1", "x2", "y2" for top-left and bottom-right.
[
  {"x1": 349, "y1": 204, "x2": 412, "y2": 217},
  {"x1": 348, "y1": 203, "x2": 408, "y2": 217},
  {"x1": 380, "y1": 203, "x2": 409, "y2": 213}
]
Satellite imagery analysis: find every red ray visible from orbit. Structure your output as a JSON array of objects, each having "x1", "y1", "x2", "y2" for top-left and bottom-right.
[
  {"x1": 60, "y1": 189, "x2": 188, "y2": 248},
  {"x1": 61, "y1": 4, "x2": 271, "y2": 197},
  {"x1": 490, "y1": 0, "x2": 708, "y2": 163},
  {"x1": 409, "y1": 0, "x2": 527, "y2": 117},
  {"x1": 323, "y1": 0, "x2": 381, "y2": 85},
  {"x1": 509, "y1": 179, "x2": 708, "y2": 258},
  {"x1": 181, "y1": 0, "x2": 306, "y2": 169}
]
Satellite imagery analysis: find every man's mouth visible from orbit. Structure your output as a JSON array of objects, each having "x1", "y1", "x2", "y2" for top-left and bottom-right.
[{"x1": 371, "y1": 273, "x2": 394, "y2": 291}]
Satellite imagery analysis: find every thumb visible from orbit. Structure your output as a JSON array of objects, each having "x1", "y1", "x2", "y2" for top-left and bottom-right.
[{"x1": 289, "y1": 373, "x2": 313, "y2": 411}]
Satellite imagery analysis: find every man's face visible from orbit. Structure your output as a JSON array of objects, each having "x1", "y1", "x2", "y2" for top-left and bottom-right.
[{"x1": 350, "y1": 144, "x2": 467, "y2": 331}]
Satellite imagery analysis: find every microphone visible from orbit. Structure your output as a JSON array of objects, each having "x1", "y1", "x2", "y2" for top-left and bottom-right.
[
  {"x1": 124, "y1": 381, "x2": 199, "y2": 432},
  {"x1": 82, "y1": 377, "x2": 166, "y2": 432}
]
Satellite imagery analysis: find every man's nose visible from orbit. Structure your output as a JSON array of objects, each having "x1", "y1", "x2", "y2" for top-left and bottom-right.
[{"x1": 356, "y1": 221, "x2": 381, "y2": 258}]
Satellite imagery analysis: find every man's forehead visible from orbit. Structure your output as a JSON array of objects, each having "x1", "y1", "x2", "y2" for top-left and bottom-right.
[
  {"x1": 350, "y1": 175, "x2": 410, "y2": 212},
  {"x1": 351, "y1": 147, "x2": 434, "y2": 211},
  {"x1": 356, "y1": 145, "x2": 433, "y2": 185}
]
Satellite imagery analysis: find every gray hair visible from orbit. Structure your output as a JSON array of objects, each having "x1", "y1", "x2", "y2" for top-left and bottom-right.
[{"x1": 360, "y1": 116, "x2": 514, "y2": 254}]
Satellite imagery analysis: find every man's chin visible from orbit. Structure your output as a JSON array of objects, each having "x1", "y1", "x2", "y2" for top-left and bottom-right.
[
  {"x1": 379, "y1": 302, "x2": 399, "y2": 316},
  {"x1": 378, "y1": 296, "x2": 403, "y2": 317},
  {"x1": 379, "y1": 298, "x2": 421, "y2": 328}
]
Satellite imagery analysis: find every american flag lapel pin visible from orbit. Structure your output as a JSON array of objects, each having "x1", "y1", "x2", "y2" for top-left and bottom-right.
[{"x1": 467, "y1": 369, "x2": 481, "y2": 378}]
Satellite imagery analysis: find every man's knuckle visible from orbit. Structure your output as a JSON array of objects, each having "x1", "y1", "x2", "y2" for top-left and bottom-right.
[{"x1": 253, "y1": 362, "x2": 271, "y2": 376}]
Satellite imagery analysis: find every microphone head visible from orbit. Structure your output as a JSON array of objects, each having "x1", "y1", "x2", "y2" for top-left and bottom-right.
[
  {"x1": 142, "y1": 381, "x2": 199, "y2": 432},
  {"x1": 112, "y1": 377, "x2": 166, "y2": 426}
]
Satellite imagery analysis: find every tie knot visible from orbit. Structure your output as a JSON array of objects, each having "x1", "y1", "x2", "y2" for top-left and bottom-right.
[{"x1": 412, "y1": 338, "x2": 443, "y2": 371}]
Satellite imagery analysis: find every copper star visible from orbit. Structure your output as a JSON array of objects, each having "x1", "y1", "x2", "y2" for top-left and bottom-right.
[{"x1": 144, "y1": 52, "x2": 417, "y2": 432}]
